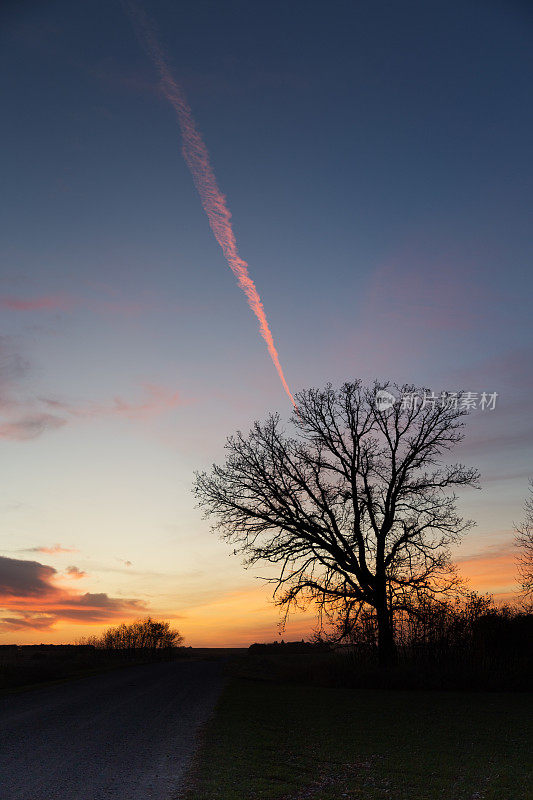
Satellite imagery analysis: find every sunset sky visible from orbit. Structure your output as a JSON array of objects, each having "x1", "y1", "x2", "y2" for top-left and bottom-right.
[{"x1": 1, "y1": 0, "x2": 531, "y2": 645}]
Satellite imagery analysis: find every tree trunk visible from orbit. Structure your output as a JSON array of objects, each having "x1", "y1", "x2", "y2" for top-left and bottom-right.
[{"x1": 376, "y1": 602, "x2": 397, "y2": 666}]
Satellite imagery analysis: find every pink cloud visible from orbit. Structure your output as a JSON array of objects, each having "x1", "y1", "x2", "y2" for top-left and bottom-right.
[
  {"x1": 40, "y1": 383, "x2": 186, "y2": 422},
  {"x1": 0, "y1": 289, "x2": 151, "y2": 318},
  {"x1": 1, "y1": 336, "x2": 187, "y2": 444},
  {"x1": 0, "y1": 413, "x2": 66, "y2": 441},
  {"x1": 0, "y1": 294, "x2": 75, "y2": 312},
  {"x1": 27, "y1": 544, "x2": 79, "y2": 555},
  {"x1": 1, "y1": 379, "x2": 188, "y2": 443}
]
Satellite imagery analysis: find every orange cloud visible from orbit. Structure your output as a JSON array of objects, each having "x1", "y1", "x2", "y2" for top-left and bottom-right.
[
  {"x1": 0, "y1": 556, "x2": 146, "y2": 632},
  {"x1": 65, "y1": 566, "x2": 88, "y2": 579},
  {"x1": 26, "y1": 544, "x2": 78, "y2": 555}
]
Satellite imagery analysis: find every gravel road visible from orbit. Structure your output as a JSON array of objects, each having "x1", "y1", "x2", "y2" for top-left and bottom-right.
[{"x1": 0, "y1": 659, "x2": 224, "y2": 799}]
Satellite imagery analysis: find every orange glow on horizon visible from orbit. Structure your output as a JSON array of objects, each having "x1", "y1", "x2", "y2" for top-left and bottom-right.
[
  {"x1": 457, "y1": 545, "x2": 519, "y2": 598},
  {"x1": 1, "y1": 546, "x2": 522, "y2": 645}
]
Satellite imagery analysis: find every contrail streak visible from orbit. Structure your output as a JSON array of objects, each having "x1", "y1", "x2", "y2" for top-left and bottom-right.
[{"x1": 125, "y1": 2, "x2": 296, "y2": 408}]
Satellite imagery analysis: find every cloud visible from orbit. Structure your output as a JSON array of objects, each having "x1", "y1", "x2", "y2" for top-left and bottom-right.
[
  {"x1": 0, "y1": 295, "x2": 75, "y2": 312},
  {"x1": 0, "y1": 304, "x2": 190, "y2": 442},
  {"x1": 0, "y1": 555, "x2": 146, "y2": 632},
  {"x1": 0, "y1": 413, "x2": 66, "y2": 441},
  {"x1": 0, "y1": 344, "x2": 29, "y2": 387},
  {"x1": 0, "y1": 614, "x2": 56, "y2": 631},
  {"x1": 65, "y1": 566, "x2": 87, "y2": 579},
  {"x1": 0, "y1": 338, "x2": 31, "y2": 412},
  {"x1": 0, "y1": 557, "x2": 57, "y2": 598},
  {"x1": 0, "y1": 287, "x2": 154, "y2": 318},
  {"x1": 26, "y1": 544, "x2": 79, "y2": 555},
  {"x1": 40, "y1": 383, "x2": 185, "y2": 423},
  {"x1": 1, "y1": 348, "x2": 186, "y2": 443},
  {"x1": 0, "y1": 338, "x2": 67, "y2": 441}
]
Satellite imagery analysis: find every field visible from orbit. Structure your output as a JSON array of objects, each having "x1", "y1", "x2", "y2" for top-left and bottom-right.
[
  {"x1": 181, "y1": 678, "x2": 533, "y2": 800},
  {"x1": 0, "y1": 645, "x2": 242, "y2": 692}
]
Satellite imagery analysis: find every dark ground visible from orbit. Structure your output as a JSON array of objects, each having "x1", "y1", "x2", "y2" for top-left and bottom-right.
[
  {"x1": 181, "y1": 678, "x2": 533, "y2": 800},
  {"x1": 0, "y1": 659, "x2": 224, "y2": 800}
]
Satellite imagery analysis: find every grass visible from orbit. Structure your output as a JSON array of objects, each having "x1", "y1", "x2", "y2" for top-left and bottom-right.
[
  {"x1": 180, "y1": 678, "x2": 533, "y2": 800},
  {"x1": 0, "y1": 646, "x2": 182, "y2": 694}
]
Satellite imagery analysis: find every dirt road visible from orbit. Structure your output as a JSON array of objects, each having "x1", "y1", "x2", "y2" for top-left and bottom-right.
[{"x1": 0, "y1": 659, "x2": 223, "y2": 799}]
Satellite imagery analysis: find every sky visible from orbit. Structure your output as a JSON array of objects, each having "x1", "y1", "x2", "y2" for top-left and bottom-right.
[{"x1": 1, "y1": 0, "x2": 532, "y2": 645}]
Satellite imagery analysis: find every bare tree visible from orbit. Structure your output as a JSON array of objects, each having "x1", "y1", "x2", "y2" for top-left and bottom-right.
[
  {"x1": 194, "y1": 381, "x2": 479, "y2": 664},
  {"x1": 515, "y1": 480, "x2": 533, "y2": 598}
]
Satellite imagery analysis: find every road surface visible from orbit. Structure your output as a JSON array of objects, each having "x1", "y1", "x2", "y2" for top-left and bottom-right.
[{"x1": 0, "y1": 659, "x2": 224, "y2": 799}]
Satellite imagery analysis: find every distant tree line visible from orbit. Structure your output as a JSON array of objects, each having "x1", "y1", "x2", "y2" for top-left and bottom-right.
[
  {"x1": 249, "y1": 640, "x2": 331, "y2": 654},
  {"x1": 242, "y1": 595, "x2": 532, "y2": 690}
]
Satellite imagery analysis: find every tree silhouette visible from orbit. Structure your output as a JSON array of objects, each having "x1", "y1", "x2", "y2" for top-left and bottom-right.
[
  {"x1": 194, "y1": 381, "x2": 479, "y2": 664},
  {"x1": 88, "y1": 617, "x2": 183, "y2": 654},
  {"x1": 515, "y1": 479, "x2": 533, "y2": 598}
]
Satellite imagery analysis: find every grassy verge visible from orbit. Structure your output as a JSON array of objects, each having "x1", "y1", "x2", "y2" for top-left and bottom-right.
[{"x1": 180, "y1": 678, "x2": 533, "y2": 800}]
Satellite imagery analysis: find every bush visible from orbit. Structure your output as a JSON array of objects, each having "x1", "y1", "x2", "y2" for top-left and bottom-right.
[{"x1": 80, "y1": 617, "x2": 183, "y2": 658}]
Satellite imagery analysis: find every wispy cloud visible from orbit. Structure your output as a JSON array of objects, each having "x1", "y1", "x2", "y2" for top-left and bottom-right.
[
  {"x1": 0, "y1": 294, "x2": 75, "y2": 312},
  {"x1": 0, "y1": 288, "x2": 152, "y2": 318},
  {"x1": 0, "y1": 337, "x2": 30, "y2": 411},
  {"x1": 1, "y1": 345, "x2": 186, "y2": 443},
  {"x1": 26, "y1": 544, "x2": 79, "y2": 555},
  {"x1": 1, "y1": 329, "x2": 188, "y2": 441},
  {"x1": 0, "y1": 413, "x2": 66, "y2": 441},
  {"x1": 40, "y1": 383, "x2": 186, "y2": 422}
]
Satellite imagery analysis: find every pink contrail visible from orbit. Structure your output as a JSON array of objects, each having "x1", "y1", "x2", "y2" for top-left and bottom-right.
[{"x1": 125, "y1": 2, "x2": 296, "y2": 408}]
